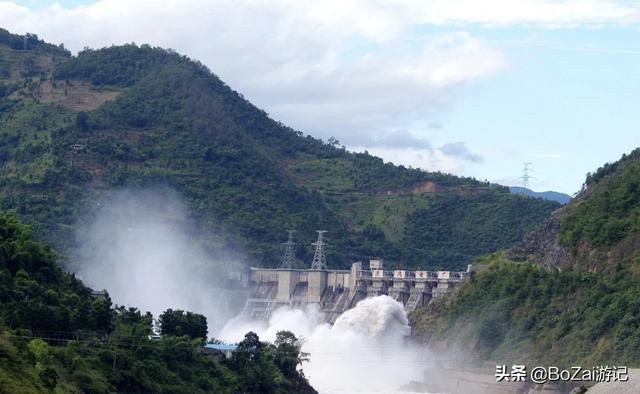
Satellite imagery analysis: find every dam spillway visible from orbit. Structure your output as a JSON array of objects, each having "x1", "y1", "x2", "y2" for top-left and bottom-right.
[{"x1": 243, "y1": 259, "x2": 469, "y2": 323}]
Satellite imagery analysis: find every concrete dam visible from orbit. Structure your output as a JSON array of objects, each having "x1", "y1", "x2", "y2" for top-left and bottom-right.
[{"x1": 243, "y1": 259, "x2": 470, "y2": 323}]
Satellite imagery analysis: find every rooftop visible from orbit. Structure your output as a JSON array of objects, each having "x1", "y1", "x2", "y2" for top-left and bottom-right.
[{"x1": 204, "y1": 343, "x2": 237, "y2": 351}]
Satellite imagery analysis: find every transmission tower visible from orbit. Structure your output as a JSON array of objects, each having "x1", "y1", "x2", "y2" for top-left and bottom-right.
[
  {"x1": 310, "y1": 231, "x2": 328, "y2": 270},
  {"x1": 520, "y1": 162, "x2": 535, "y2": 189},
  {"x1": 280, "y1": 230, "x2": 296, "y2": 268}
]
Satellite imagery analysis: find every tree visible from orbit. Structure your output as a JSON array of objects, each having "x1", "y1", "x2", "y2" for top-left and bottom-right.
[
  {"x1": 327, "y1": 136, "x2": 340, "y2": 147},
  {"x1": 274, "y1": 330, "x2": 308, "y2": 378},
  {"x1": 158, "y1": 309, "x2": 207, "y2": 340},
  {"x1": 234, "y1": 331, "x2": 263, "y2": 363},
  {"x1": 231, "y1": 331, "x2": 282, "y2": 394},
  {"x1": 40, "y1": 367, "x2": 59, "y2": 390},
  {"x1": 75, "y1": 111, "x2": 89, "y2": 131}
]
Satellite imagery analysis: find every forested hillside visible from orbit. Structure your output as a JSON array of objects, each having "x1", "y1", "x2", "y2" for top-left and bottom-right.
[
  {"x1": 0, "y1": 28, "x2": 559, "y2": 270},
  {"x1": 411, "y1": 147, "x2": 640, "y2": 367},
  {"x1": 0, "y1": 212, "x2": 314, "y2": 394}
]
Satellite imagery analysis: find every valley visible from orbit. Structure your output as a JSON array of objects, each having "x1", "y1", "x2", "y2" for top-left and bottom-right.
[{"x1": 1, "y1": 25, "x2": 639, "y2": 394}]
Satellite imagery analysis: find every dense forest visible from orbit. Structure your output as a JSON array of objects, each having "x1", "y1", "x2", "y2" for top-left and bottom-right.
[
  {"x1": 0, "y1": 29, "x2": 559, "y2": 272},
  {"x1": 402, "y1": 190, "x2": 556, "y2": 268},
  {"x1": 0, "y1": 212, "x2": 314, "y2": 394}
]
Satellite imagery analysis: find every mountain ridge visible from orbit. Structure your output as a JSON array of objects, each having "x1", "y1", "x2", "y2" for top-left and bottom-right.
[
  {"x1": 0, "y1": 28, "x2": 559, "y2": 271},
  {"x1": 509, "y1": 186, "x2": 571, "y2": 204}
]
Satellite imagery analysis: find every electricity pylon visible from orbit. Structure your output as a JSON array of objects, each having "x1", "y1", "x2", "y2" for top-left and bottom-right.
[
  {"x1": 520, "y1": 162, "x2": 535, "y2": 189},
  {"x1": 311, "y1": 231, "x2": 328, "y2": 270},
  {"x1": 280, "y1": 230, "x2": 296, "y2": 268}
]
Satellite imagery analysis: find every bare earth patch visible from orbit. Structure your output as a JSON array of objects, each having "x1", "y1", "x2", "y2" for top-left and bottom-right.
[{"x1": 12, "y1": 79, "x2": 121, "y2": 111}]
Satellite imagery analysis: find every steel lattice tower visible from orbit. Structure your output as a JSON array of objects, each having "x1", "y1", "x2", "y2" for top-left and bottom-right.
[
  {"x1": 280, "y1": 230, "x2": 296, "y2": 268},
  {"x1": 310, "y1": 230, "x2": 328, "y2": 270},
  {"x1": 520, "y1": 162, "x2": 535, "y2": 189}
]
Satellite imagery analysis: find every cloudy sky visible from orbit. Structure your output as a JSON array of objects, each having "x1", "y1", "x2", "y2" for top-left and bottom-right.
[{"x1": 2, "y1": 0, "x2": 640, "y2": 194}]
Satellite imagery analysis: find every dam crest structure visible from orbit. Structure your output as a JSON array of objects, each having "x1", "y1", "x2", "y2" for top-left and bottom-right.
[{"x1": 243, "y1": 231, "x2": 470, "y2": 323}]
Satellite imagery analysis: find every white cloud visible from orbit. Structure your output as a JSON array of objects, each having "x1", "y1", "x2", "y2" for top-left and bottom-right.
[
  {"x1": 412, "y1": 0, "x2": 640, "y2": 27},
  {"x1": 353, "y1": 142, "x2": 484, "y2": 175},
  {"x1": 440, "y1": 141, "x2": 483, "y2": 163},
  {"x1": 368, "y1": 129, "x2": 432, "y2": 150}
]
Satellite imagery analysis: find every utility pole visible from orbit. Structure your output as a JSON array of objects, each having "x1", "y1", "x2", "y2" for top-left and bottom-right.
[
  {"x1": 520, "y1": 162, "x2": 535, "y2": 189},
  {"x1": 280, "y1": 230, "x2": 296, "y2": 268},
  {"x1": 310, "y1": 231, "x2": 328, "y2": 270}
]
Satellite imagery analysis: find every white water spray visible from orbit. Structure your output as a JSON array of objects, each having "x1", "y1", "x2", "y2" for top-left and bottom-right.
[
  {"x1": 72, "y1": 189, "x2": 245, "y2": 333},
  {"x1": 219, "y1": 295, "x2": 427, "y2": 393}
]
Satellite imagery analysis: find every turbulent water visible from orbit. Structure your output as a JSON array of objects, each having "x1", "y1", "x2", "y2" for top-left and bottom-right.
[{"x1": 219, "y1": 295, "x2": 430, "y2": 393}]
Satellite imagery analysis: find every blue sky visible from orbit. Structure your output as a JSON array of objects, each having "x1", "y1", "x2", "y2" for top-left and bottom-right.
[
  {"x1": 2, "y1": 0, "x2": 640, "y2": 194},
  {"x1": 446, "y1": 26, "x2": 640, "y2": 192}
]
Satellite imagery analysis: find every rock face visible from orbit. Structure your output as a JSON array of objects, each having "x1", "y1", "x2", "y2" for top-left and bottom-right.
[
  {"x1": 508, "y1": 178, "x2": 640, "y2": 273},
  {"x1": 507, "y1": 204, "x2": 620, "y2": 273},
  {"x1": 507, "y1": 212, "x2": 571, "y2": 269}
]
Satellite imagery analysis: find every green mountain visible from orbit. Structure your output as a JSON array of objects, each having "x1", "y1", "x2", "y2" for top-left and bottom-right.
[
  {"x1": 0, "y1": 28, "x2": 559, "y2": 270},
  {"x1": 411, "y1": 148, "x2": 640, "y2": 367}
]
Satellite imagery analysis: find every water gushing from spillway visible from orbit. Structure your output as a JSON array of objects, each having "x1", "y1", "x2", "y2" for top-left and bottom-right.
[{"x1": 218, "y1": 295, "x2": 427, "y2": 393}]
